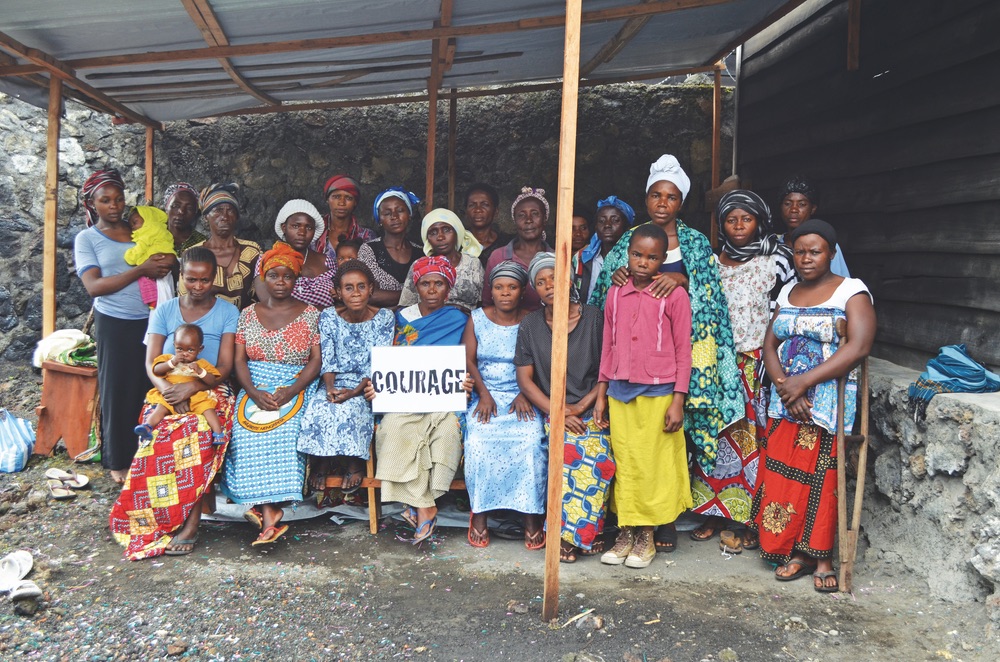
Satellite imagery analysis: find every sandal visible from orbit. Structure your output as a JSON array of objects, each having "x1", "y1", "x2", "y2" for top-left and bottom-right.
[
  {"x1": 653, "y1": 524, "x2": 677, "y2": 552},
  {"x1": 46, "y1": 479, "x2": 76, "y2": 501},
  {"x1": 243, "y1": 507, "x2": 264, "y2": 530},
  {"x1": 813, "y1": 571, "x2": 839, "y2": 593},
  {"x1": 742, "y1": 529, "x2": 760, "y2": 550},
  {"x1": 493, "y1": 521, "x2": 526, "y2": 540},
  {"x1": 468, "y1": 514, "x2": 490, "y2": 548},
  {"x1": 578, "y1": 537, "x2": 606, "y2": 556},
  {"x1": 341, "y1": 469, "x2": 364, "y2": 495},
  {"x1": 401, "y1": 507, "x2": 419, "y2": 529},
  {"x1": 775, "y1": 558, "x2": 817, "y2": 582},
  {"x1": 559, "y1": 541, "x2": 578, "y2": 564},
  {"x1": 44, "y1": 468, "x2": 90, "y2": 489},
  {"x1": 164, "y1": 537, "x2": 198, "y2": 556},
  {"x1": 412, "y1": 517, "x2": 437, "y2": 545},
  {"x1": 252, "y1": 524, "x2": 289, "y2": 547},
  {"x1": 690, "y1": 524, "x2": 717, "y2": 541},
  {"x1": 523, "y1": 527, "x2": 545, "y2": 551},
  {"x1": 719, "y1": 530, "x2": 743, "y2": 554}
]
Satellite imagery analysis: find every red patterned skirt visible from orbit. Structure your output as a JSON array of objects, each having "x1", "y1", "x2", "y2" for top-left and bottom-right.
[
  {"x1": 109, "y1": 385, "x2": 234, "y2": 560},
  {"x1": 749, "y1": 418, "x2": 838, "y2": 564}
]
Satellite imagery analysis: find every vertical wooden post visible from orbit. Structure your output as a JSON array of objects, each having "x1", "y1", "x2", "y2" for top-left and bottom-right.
[
  {"x1": 42, "y1": 76, "x2": 62, "y2": 339},
  {"x1": 425, "y1": 86, "x2": 439, "y2": 209},
  {"x1": 847, "y1": 0, "x2": 861, "y2": 71},
  {"x1": 447, "y1": 90, "x2": 457, "y2": 211},
  {"x1": 145, "y1": 126, "x2": 155, "y2": 203},
  {"x1": 709, "y1": 61, "x2": 722, "y2": 249},
  {"x1": 542, "y1": 0, "x2": 582, "y2": 623}
]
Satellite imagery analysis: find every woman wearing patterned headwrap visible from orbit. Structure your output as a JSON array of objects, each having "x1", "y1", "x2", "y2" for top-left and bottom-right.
[
  {"x1": 463, "y1": 260, "x2": 546, "y2": 549},
  {"x1": 312, "y1": 174, "x2": 375, "y2": 263},
  {"x1": 482, "y1": 187, "x2": 553, "y2": 312},
  {"x1": 357, "y1": 187, "x2": 423, "y2": 308},
  {"x1": 573, "y1": 196, "x2": 635, "y2": 303},
  {"x1": 163, "y1": 182, "x2": 205, "y2": 254},
  {"x1": 687, "y1": 190, "x2": 793, "y2": 552},
  {"x1": 589, "y1": 154, "x2": 743, "y2": 553},
  {"x1": 273, "y1": 199, "x2": 336, "y2": 309},
  {"x1": 398, "y1": 208, "x2": 485, "y2": 313},
  {"x1": 777, "y1": 175, "x2": 850, "y2": 279},
  {"x1": 74, "y1": 169, "x2": 176, "y2": 483},
  {"x1": 177, "y1": 183, "x2": 261, "y2": 310},
  {"x1": 221, "y1": 241, "x2": 321, "y2": 547}
]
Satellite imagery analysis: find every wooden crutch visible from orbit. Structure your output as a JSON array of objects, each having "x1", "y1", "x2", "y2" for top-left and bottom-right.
[{"x1": 834, "y1": 320, "x2": 870, "y2": 593}]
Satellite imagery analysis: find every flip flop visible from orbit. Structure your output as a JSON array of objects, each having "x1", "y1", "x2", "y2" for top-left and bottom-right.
[
  {"x1": 341, "y1": 469, "x2": 364, "y2": 495},
  {"x1": 719, "y1": 530, "x2": 743, "y2": 554},
  {"x1": 164, "y1": 537, "x2": 198, "y2": 556},
  {"x1": 9, "y1": 580, "x2": 42, "y2": 602},
  {"x1": 243, "y1": 507, "x2": 264, "y2": 530},
  {"x1": 44, "y1": 468, "x2": 90, "y2": 489},
  {"x1": 523, "y1": 527, "x2": 545, "y2": 551},
  {"x1": 468, "y1": 514, "x2": 490, "y2": 548},
  {"x1": 46, "y1": 479, "x2": 76, "y2": 501},
  {"x1": 400, "y1": 507, "x2": 419, "y2": 529},
  {"x1": 559, "y1": 541, "x2": 578, "y2": 564},
  {"x1": 653, "y1": 524, "x2": 677, "y2": 552},
  {"x1": 252, "y1": 524, "x2": 289, "y2": 547},
  {"x1": 742, "y1": 529, "x2": 760, "y2": 550},
  {"x1": 0, "y1": 551, "x2": 33, "y2": 593},
  {"x1": 492, "y1": 520, "x2": 525, "y2": 540},
  {"x1": 412, "y1": 517, "x2": 437, "y2": 545},
  {"x1": 813, "y1": 571, "x2": 839, "y2": 593},
  {"x1": 775, "y1": 558, "x2": 817, "y2": 582}
]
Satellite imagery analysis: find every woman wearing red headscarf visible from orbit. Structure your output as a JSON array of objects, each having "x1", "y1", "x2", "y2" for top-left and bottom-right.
[{"x1": 312, "y1": 174, "x2": 375, "y2": 263}]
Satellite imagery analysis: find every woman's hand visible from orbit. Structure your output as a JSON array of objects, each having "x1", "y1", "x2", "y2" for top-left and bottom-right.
[
  {"x1": 593, "y1": 395, "x2": 609, "y2": 430},
  {"x1": 461, "y1": 374, "x2": 475, "y2": 395},
  {"x1": 363, "y1": 381, "x2": 377, "y2": 402},
  {"x1": 139, "y1": 253, "x2": 176, "y2": 279},
  {"x1": 610, "y1": 266, "x2": 630, "y2": 287},
  {"x1": 564, "y1": 414, "x2": 588, "y2": 436},
  {"x1": 509, "y1": 393, "x2": 536, "y2": 421},
  {"x1": 249, "y1": 387, "x2": 280, "y2": 411},
  {"x1": 774, "y1": 374, "x2": 811, "y2": 406},
  {"x1": 158, "y1": 380, "x2": 201, "y2": 410},
  {"x1": 473, "y1": 391, "x2": 498, "y2": 424},
  {"x1": 663, "y1": 397, "x2": 685, "y2": 433},
  {"x1": 645, "y1": 272, "x2": 687, "y2": 299},
  {"x1": 785, "y1": 395, "x2": 813, "y2": 423}
]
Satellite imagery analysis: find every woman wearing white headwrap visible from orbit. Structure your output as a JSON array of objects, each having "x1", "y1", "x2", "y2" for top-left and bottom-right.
[
  {"x1": 398, "y1": 208, "x2": 485, "y2": 313},
  {"x1": 272, "y1": 199, "x2": 337, "y2": 309}
]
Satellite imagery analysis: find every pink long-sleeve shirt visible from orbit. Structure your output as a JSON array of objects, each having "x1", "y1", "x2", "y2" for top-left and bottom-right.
[{"x1": 598, "y1": 280, "x2": 692, "y2": 392}]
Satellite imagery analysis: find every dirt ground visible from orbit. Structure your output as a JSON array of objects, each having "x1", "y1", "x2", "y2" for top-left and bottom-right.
[{"x1": 1, "y1": 451, "x2": 997, "y2": 662}]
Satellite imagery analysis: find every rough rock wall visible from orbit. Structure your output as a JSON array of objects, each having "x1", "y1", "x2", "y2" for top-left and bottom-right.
[
  {"x1": 0, "y1": 83, "x2": 732, "y2": 362},
  {"x1": 865, "y1": 358, "x2": 1000, "y2": 615}
]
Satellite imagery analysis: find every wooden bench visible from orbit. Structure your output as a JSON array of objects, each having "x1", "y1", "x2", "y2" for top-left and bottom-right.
[{"x1": 34, "y1": 360, "x2": 98, "y2": 459}]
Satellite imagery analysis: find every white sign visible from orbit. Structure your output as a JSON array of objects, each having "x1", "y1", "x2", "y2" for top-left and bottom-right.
[{"x1": 370, "y1": 345, "x2": 468, "y2": 413}]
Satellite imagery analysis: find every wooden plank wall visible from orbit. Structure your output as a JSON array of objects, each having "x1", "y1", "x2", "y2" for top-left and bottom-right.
[{"x1": 737, "y1": 0, "x2": 1000, "y2": 371}]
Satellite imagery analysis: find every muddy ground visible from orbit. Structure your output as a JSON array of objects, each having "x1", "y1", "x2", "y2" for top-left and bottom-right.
[{"x1": 0, "y1": 450, "x2": 996, "y2": 662}]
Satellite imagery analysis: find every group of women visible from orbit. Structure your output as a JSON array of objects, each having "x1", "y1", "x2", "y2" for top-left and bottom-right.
[{"x1": 79, "y1": 155, "x2": 874, "y2": 593}]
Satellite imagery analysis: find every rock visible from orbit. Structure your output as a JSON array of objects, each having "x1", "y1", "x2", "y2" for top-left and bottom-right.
[
  {"x1": 828, "y1": 630, "x2": 839, "y2": 636},
  {"x1": 13, "y1": 598, "x2": 39, "y2": 616},
  {"x1": 719, "y1": 648, "x2": 739, "y2": 662},
  {"x1": 166, "y1": 642, "x2": 188, "y2": 656}
]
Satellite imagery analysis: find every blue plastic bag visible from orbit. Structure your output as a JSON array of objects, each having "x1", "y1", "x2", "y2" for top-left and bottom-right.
[{"x1": 0, "y1": 409, "x2": 35, "y2": 473}]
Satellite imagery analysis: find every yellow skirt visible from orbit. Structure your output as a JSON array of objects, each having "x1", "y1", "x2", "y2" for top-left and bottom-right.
[{"x1": 609, "y1": 394, "x2": 692, "y2": 526}]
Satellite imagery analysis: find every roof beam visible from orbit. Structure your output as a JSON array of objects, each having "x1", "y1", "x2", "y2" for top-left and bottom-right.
[
  {"x1": 705, "y1": 0, "x2": 810, "y2": 65},
  {"x1": 181, "y1": 0, "x2": 279, "y2": 106},
  {"x1": 581, "y1": 0, "x2": 655, "y2": 76},
  {"x1": 0, "y1": 31, "x2": 160, "y2": 128},
  {"x1": 66, "y1": 0, "x2": 733, "y2": 70}
]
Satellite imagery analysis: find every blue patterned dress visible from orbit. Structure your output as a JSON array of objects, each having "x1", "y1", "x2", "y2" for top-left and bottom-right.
[
  {"x1": 465, "y1": 308, "x2": 547, "y2": 514},
  {"x1": 298, "y1": 307, "x2": 395, "y2": 459}
]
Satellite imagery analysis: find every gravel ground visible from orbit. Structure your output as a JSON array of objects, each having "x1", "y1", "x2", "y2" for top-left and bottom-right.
[{"x1": 1, "y1": 452, "x2": 997, "y2": 662}]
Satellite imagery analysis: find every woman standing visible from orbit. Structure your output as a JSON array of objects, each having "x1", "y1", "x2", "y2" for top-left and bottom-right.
[
  {"x1": 109, "y1": 247, "x2": 239, "y2": 558},
  {"x1": 777, "y1": 175, "x2": 850, "y2": 278},
  {"x1": 399, "y1": 208, "x2": 484, "y2": 312},
  {"x1": 274, "y1": 199, "x2": 336, "y2": 309},
  {"x1": 357, "y1": 187, "x2": 423, "y2": 308},
  {"x1": 463, "y1": 183, "x2": 511, "y2": 267},
  {"x1": 311, "y1": 174, "x2": 375, "y2": 263},
  {"x1": 750, "y1": 219, "x2": 875, "y2": 592},
  {"x1": 464, "y1": 261, "x2": 546, "y2": 549},
  {"x1": 163, "y1": 182, "x2": 206, "y2": 255},
  {"x1": 573, "y1": 196, "x2": 634, "y2": 303},
  {"x1": 179, "y1": 183, "x2": 261, "y2": 310},
  {"x1": 221, "y1": 242, "x2": 322, "y2": 546},
  {"x1": 589, "y1": 154, "x2": 743, "y2": 552},
  {"x1": 515, "y1": 253, "x2": 613, "y2": 563},
  {"x1": 689, "y1": 190, "x2": 791, "y2": 551},
  {"x1": 482, "y1": 187, "x2": 553, "y2": 312},
  {"x1": 74, "y1": 169, "x2": 175, "y2": 483}
]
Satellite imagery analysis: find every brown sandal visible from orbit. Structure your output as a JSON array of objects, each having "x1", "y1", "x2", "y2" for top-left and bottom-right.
[{"x1": 524, "y1": 527, "x2": 544, "y2": 551}]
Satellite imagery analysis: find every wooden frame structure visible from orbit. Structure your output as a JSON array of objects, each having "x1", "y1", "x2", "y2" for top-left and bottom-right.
[{"x1": 0, "y1": 0, "x2": 822, "y2": 620}]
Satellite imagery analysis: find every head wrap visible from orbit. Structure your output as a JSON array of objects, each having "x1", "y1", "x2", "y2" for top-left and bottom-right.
[
  {"x1": 372, "y1": 187, "x2": 421, "y2": 224},
  {"x1": 716, "y1": 189, "x2": 790, "y2": 263},
  {"x1": 489, "y1": 260, "x2": 529, "y2": 286},
  {"x1": 163, "y1": 182, "x2": 199, "y2": 211},
  {"x1": 323, "y1": 174, "x2": 361, "y2": 201},
  {"x1": 788, "y1": 218, "x2": 838, "y2": 252},
  {"x1": 420, "y1": 208, "x2": 483, "y2": 258},
  {"x1": 528, "y1": 251, "x2": 580, "y2": 304},
  {"x1": 411, "y1": 255, "x2": 457, "y2": 287},
  {"x1": 511, "y1": 187, "x2": 550, "y2": 221},
  {"x1": 646, "y1": 154, "x2": 691, "y2": 202},
  {"x1": 199, "y1": 183, "x2": 241, "y2": 218},
  {"x1": 581, "y1": 195, "x2": 636, "y2": 263},
  {"x1": 779, "y1": 175, "x2": 819, "y2": 205},
  {"x1": 275, "y1": 199, "x2": 325, "y2": 241},
  {"x1": 80, "y1": 169, "x2": 126, "y2": 227},
  {"x1": 258, "y1": 241, "x2": 305, "y2": 277}
]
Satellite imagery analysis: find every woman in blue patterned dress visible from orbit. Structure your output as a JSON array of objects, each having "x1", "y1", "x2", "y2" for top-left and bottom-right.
[
  {"x1": 298, "y1": 260, "x2": 395, "y2": 493},
  {"x1": 463, "y1": 261, "x2": 546, "y2": 549}
]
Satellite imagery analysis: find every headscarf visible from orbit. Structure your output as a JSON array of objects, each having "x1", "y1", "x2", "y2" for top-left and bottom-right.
[
  {"x1": 411, "y1": 255, "x2": 456, "y2": 287},
  {"x1": 258, "y1": 241, "x2": 305, "y2": 277},
  {"x1": 646, "y1": 154, "x2": 691, "y2": 202},
  {"x1": 162, "y1": 182, "x2": 199, "y2": 211},
  {"x1": 511, "y1": 187, "x2": 550, "y2": 220},
  {"x1": 274, "y1": 199, "x2": 325, "y2": 241},
  {"x1": 788, "y1": 218, "x2": 838, "y2": 252},
  {"x1": 489, "y1": 259, "x2": 529, "y2": 286},
  {"x1": 716, "y1": 189, "x2": 790, "y2": 263},
  {"x1": 80, "y1": 169, "x2": 125, "y2": 227},
  {"x1": 779, "y1": 175, "x2": 819, "y2": 205},
  {"x1": 420, "y1": 208, "x2": 483, "y2": 258},
  {"x1": 323, "y1": 174, "x2": 361, "y2": 201},
  {"x1": 199, "y1": 183, "x2": 241, "y2": 218},
  {"x1": 580, "y1": 195, "x2": 636, "y2": 263},
  {"x1": 528, "y1": 251, "x2": 580, "y2": 303},
  {"x1": 372, "y1": 187, "x2": 421, "y2": 224}
]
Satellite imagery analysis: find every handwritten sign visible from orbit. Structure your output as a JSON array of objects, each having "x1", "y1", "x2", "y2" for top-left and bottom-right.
[{"x1": 370, "y1": 345, "x2": 467, "y2": 413}]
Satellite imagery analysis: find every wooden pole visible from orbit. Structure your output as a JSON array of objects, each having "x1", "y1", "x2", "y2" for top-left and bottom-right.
[
  {"x1": 425, "y1": 86, "x2": 438, "y2": 208},
  {"x1": 447, "y1": 90, "x2": 457, "y2": 211},
  {"x1": 42, "y1": 76, "x2": 62, "y2": 338},
  {"x1": 145, "y1": 126, "x2": 155, "y2": 203},
  {"x1": 847, "y1": 0, "x2": 861, "y2": 71},
  {"x1": 542, "y1": 0, "x2": 582, "y2": 623},
  {"x1": 709, "y1": 61, "x2": 722, "y2": 249}
]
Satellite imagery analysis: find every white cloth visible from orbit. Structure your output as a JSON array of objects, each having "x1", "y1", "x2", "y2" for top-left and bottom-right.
[
  {"x1": 646, "y1": 154, "x2": 691, "y2": 201},
  {"x1": 32, "y1": 329, "x2": 92, "y2": 368},
  {"x1": 274, "y1": 199, "x2": 325, "y2": 241},
  {"x1": 155, "y1": 275, "x2": 175, "y2": 308}
]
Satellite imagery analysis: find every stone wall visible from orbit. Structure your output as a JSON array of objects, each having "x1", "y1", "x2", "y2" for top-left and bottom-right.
[
  {"x1": 865, "y1": 358, "x2": 1000, "y2": 615},
  {"x1": 0, "y1": 82, "x2": 732, "y2": 363}
]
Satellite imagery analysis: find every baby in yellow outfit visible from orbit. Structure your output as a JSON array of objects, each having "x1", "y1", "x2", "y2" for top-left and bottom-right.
[{"x1": 125, "y1": 205, "x2": 176, "y2": 308}]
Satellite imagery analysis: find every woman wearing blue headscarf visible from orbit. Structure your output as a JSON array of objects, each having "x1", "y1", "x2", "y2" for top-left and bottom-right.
[
  {"x1": 357, "y1": 187, "x2": 423, "y2": 308},
  {"x1": 573, "y1": 196, "x2": 635, "y2": 303}
]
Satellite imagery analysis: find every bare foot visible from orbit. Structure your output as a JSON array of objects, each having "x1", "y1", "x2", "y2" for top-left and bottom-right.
[{"x1": 109, "y1": 469, "x2": 128, "y2": 485}]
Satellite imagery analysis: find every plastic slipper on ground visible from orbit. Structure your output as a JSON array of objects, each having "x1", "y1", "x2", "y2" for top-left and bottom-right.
[
  {"x1": 492, "y1": 520, "x2": 525, "y2": 540},
  {"x1": 468, "y1": 514, "x2": 490, "y2": 548},
  {"x1": 243, "y1": 507, "x2": 263, "y2": 530},
  {"x1": 775, "y1": 558, "x2": 816, "y2": 582},
  {"x1": 44, "y1": 468, "x2": 90, "y2": 489},
  {"x1": 46, "y1": 479, "x2": 76, "y2": 501},
  {"x1": 719, "y1": 529, "x2": 743, "y2": 554},
  {"x1": 523, "y1": 527, "x2": 544, "y2": 551},
  {"x1": 341, "y1": 469, "x2": 364, "y2": 495},
  {"x1": 813, "y1": 571, "x2": 839, "y2": 593},
  {"x1": 400, "y1": 507, "x2": 419, "y2": 529},
  {"x1": 0, "y1": 551, "x2": 33, "y2": 593},
  {"x1": 411, "y1": 517, "x2": 437, "y2": 545},
  {"x1": 252, "y1": 524, "x2": 290, "y2": 547},
  {"x1": 164, "y1": 537, "x2": 198, "y2": 556},
  {"x1": 9, "y1": 580, "x2": 42, "y2": 602}
]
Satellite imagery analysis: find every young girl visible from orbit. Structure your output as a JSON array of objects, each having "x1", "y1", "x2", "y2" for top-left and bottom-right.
[
  {"x1": 125, "y1": 205, "x2": 177, "y2": 308},
  {"x1": 595, "y1": 224, "x2": 693, "y2": 569},
  {"x1": 135, "y1": 323, "x2": 226, "y2": 445},
  {"x1": 297, "y1": 260, "x2": 395, "y2": 496},
  {"x1": 336, "y1": 238, "x2": 363, "y2": 266}
]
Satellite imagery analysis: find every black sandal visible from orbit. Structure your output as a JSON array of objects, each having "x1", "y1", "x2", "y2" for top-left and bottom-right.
[{"x1": 654, "y1": 524, "x2": 678, "y2": 552}]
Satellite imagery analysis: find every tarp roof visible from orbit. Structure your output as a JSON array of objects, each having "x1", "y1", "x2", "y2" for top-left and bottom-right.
[{"x1": 0, "y1": 0, "x2": 800, "y2": 126}]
